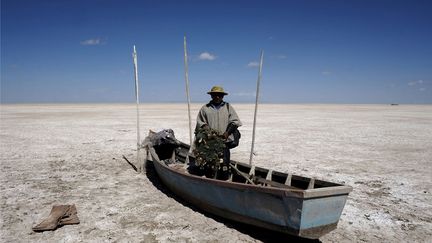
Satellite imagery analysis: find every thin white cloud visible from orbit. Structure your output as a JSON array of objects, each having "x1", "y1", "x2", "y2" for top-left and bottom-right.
[
  {"x1": 322, "y1": 71, "x2": 332, "y2": 75},
  {"x1": 270, "y1": 54, "x2": 287, "y2": 60},
  {"x1": 408, "y1": 80, "x2": 423, "y2": 86},
  {"x1": 233, "y1": 91, "x2": 256, "y2": 97},
  {"x1": 80, "y1": 38, "x2": 102, "y2": 46},
  {"x1": 247, "y1": 61, "x2": 259, "y2": 68},
  {"x1": 277, "y1": 55, "x2": 287, "y2": 59},
  {"x1": 419, "y1": 87, "x2": 426, "y2": 91},
  {"x1": 198, "y1": 52, "x2": 216, "y2": 61}
]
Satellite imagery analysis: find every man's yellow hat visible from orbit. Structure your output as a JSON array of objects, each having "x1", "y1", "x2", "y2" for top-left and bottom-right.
[{"x1": 207, "y1": 86, "x2": 228, "y2": 95}]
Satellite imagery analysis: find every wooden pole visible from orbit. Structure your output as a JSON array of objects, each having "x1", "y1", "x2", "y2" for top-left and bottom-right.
[
  {"x1": 249, "y1": 51, "x2": 264, "y2": 165},
  {"x1": 132, "y1": 45, "x2": 142, "y2": 172},
  {"x1": 183, "y1": 36, "x2": 193, "y2": 147}
]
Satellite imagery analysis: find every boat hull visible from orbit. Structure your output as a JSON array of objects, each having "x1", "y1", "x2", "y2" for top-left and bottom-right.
[{"x1": 148, "y1": 147, "x2": 351, "y2": 239}]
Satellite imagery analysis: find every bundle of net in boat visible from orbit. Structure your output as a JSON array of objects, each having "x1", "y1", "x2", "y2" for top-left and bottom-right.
[{"x1": 193, "y1": 127, "x2": 225, "y2": 174}]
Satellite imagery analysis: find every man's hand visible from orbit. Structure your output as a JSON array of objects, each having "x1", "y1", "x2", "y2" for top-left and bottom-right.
[{"x1": 223, "y1": 132, "x2": 229, "y2": 140}]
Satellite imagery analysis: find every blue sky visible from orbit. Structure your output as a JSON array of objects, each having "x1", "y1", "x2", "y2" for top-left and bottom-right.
[{"x1": 1, "y1": 0, "x2": 431, "y2": 104}]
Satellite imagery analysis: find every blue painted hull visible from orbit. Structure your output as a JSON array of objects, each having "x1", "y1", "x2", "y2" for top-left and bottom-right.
[{"x1": 148, "y1": 146, "x2": 352, "y2": 239}]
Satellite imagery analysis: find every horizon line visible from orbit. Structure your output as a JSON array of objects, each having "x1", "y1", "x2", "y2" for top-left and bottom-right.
[{"x1": 1, "y1": 102, "x2": 431, "y2": 105}]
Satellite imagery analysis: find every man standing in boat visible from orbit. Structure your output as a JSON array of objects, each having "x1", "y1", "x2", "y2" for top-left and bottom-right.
[{"x1": 195, "y1": 86, "x2": 242, "y2": 167}]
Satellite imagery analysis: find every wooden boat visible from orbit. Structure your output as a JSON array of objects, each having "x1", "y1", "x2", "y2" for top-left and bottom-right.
[{"x1": 144, "y1": 131, "x2": 352, "y2": 239}]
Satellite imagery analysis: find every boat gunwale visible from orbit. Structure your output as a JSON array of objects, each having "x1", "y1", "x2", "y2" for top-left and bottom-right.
[{"x1": 147, "y1": 146, "x2": 353, "y2": 199}]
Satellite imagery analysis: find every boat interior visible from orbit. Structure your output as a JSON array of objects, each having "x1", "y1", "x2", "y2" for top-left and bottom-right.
[{"x1": 150, "y1": 141, "x2": 343, "y2": 191}]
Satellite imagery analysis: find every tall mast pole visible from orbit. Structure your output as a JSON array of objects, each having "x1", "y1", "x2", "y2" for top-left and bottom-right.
[
  {"x1": 249, "y1": 51, "x2": 264, "y2": 165},
  {"x1": 132, "y1": 45, "x2": 141, "y2": 169},
  {"x1": 183, "y1": 36, "x2": 193, "y2": 146}
]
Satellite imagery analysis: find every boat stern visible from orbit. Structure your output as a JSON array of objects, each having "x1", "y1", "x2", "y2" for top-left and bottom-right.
[{"x1": 297, "y1": 186, "x2": 352, "y2": 239}]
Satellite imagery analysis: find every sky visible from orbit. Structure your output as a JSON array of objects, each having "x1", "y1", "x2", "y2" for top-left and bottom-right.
[{"x1": 1, "y1": 0, "x2": 431, "y2": 104}]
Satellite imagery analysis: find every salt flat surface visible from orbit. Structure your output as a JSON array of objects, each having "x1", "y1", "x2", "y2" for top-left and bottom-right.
[{"x1": 1, "y1": 103, "x2": 431, "y2": 242}]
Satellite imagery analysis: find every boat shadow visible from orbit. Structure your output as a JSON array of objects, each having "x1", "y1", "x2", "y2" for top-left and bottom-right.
[{"x1": 145, "y1": 161, "x2": 322, "y2": 243}]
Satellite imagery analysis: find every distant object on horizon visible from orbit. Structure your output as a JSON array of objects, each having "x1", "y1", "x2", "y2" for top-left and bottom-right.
[{"x1": 391, "y1": 104, "x2": 399, "y2": 106}]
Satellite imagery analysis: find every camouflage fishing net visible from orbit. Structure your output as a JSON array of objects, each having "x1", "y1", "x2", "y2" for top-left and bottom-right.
[{"x1": 193, "y1": 127, "x2": 225, "y2": 176}]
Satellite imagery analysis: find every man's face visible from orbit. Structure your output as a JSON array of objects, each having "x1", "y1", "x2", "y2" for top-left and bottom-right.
[{"x1": 211, "y1": 93, "x2": 224, "y2": 104}]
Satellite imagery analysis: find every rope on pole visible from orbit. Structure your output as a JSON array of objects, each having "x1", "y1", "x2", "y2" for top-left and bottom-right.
[
  {"x1": 183, "y1": 36, "x2": 193, "y2": 147},
  {"x1": 249, "y1": 51, "x2": 264, "y2": 165},
  {"x1": 132, "y1": 45, "x2": 141, "y2": 170}
]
